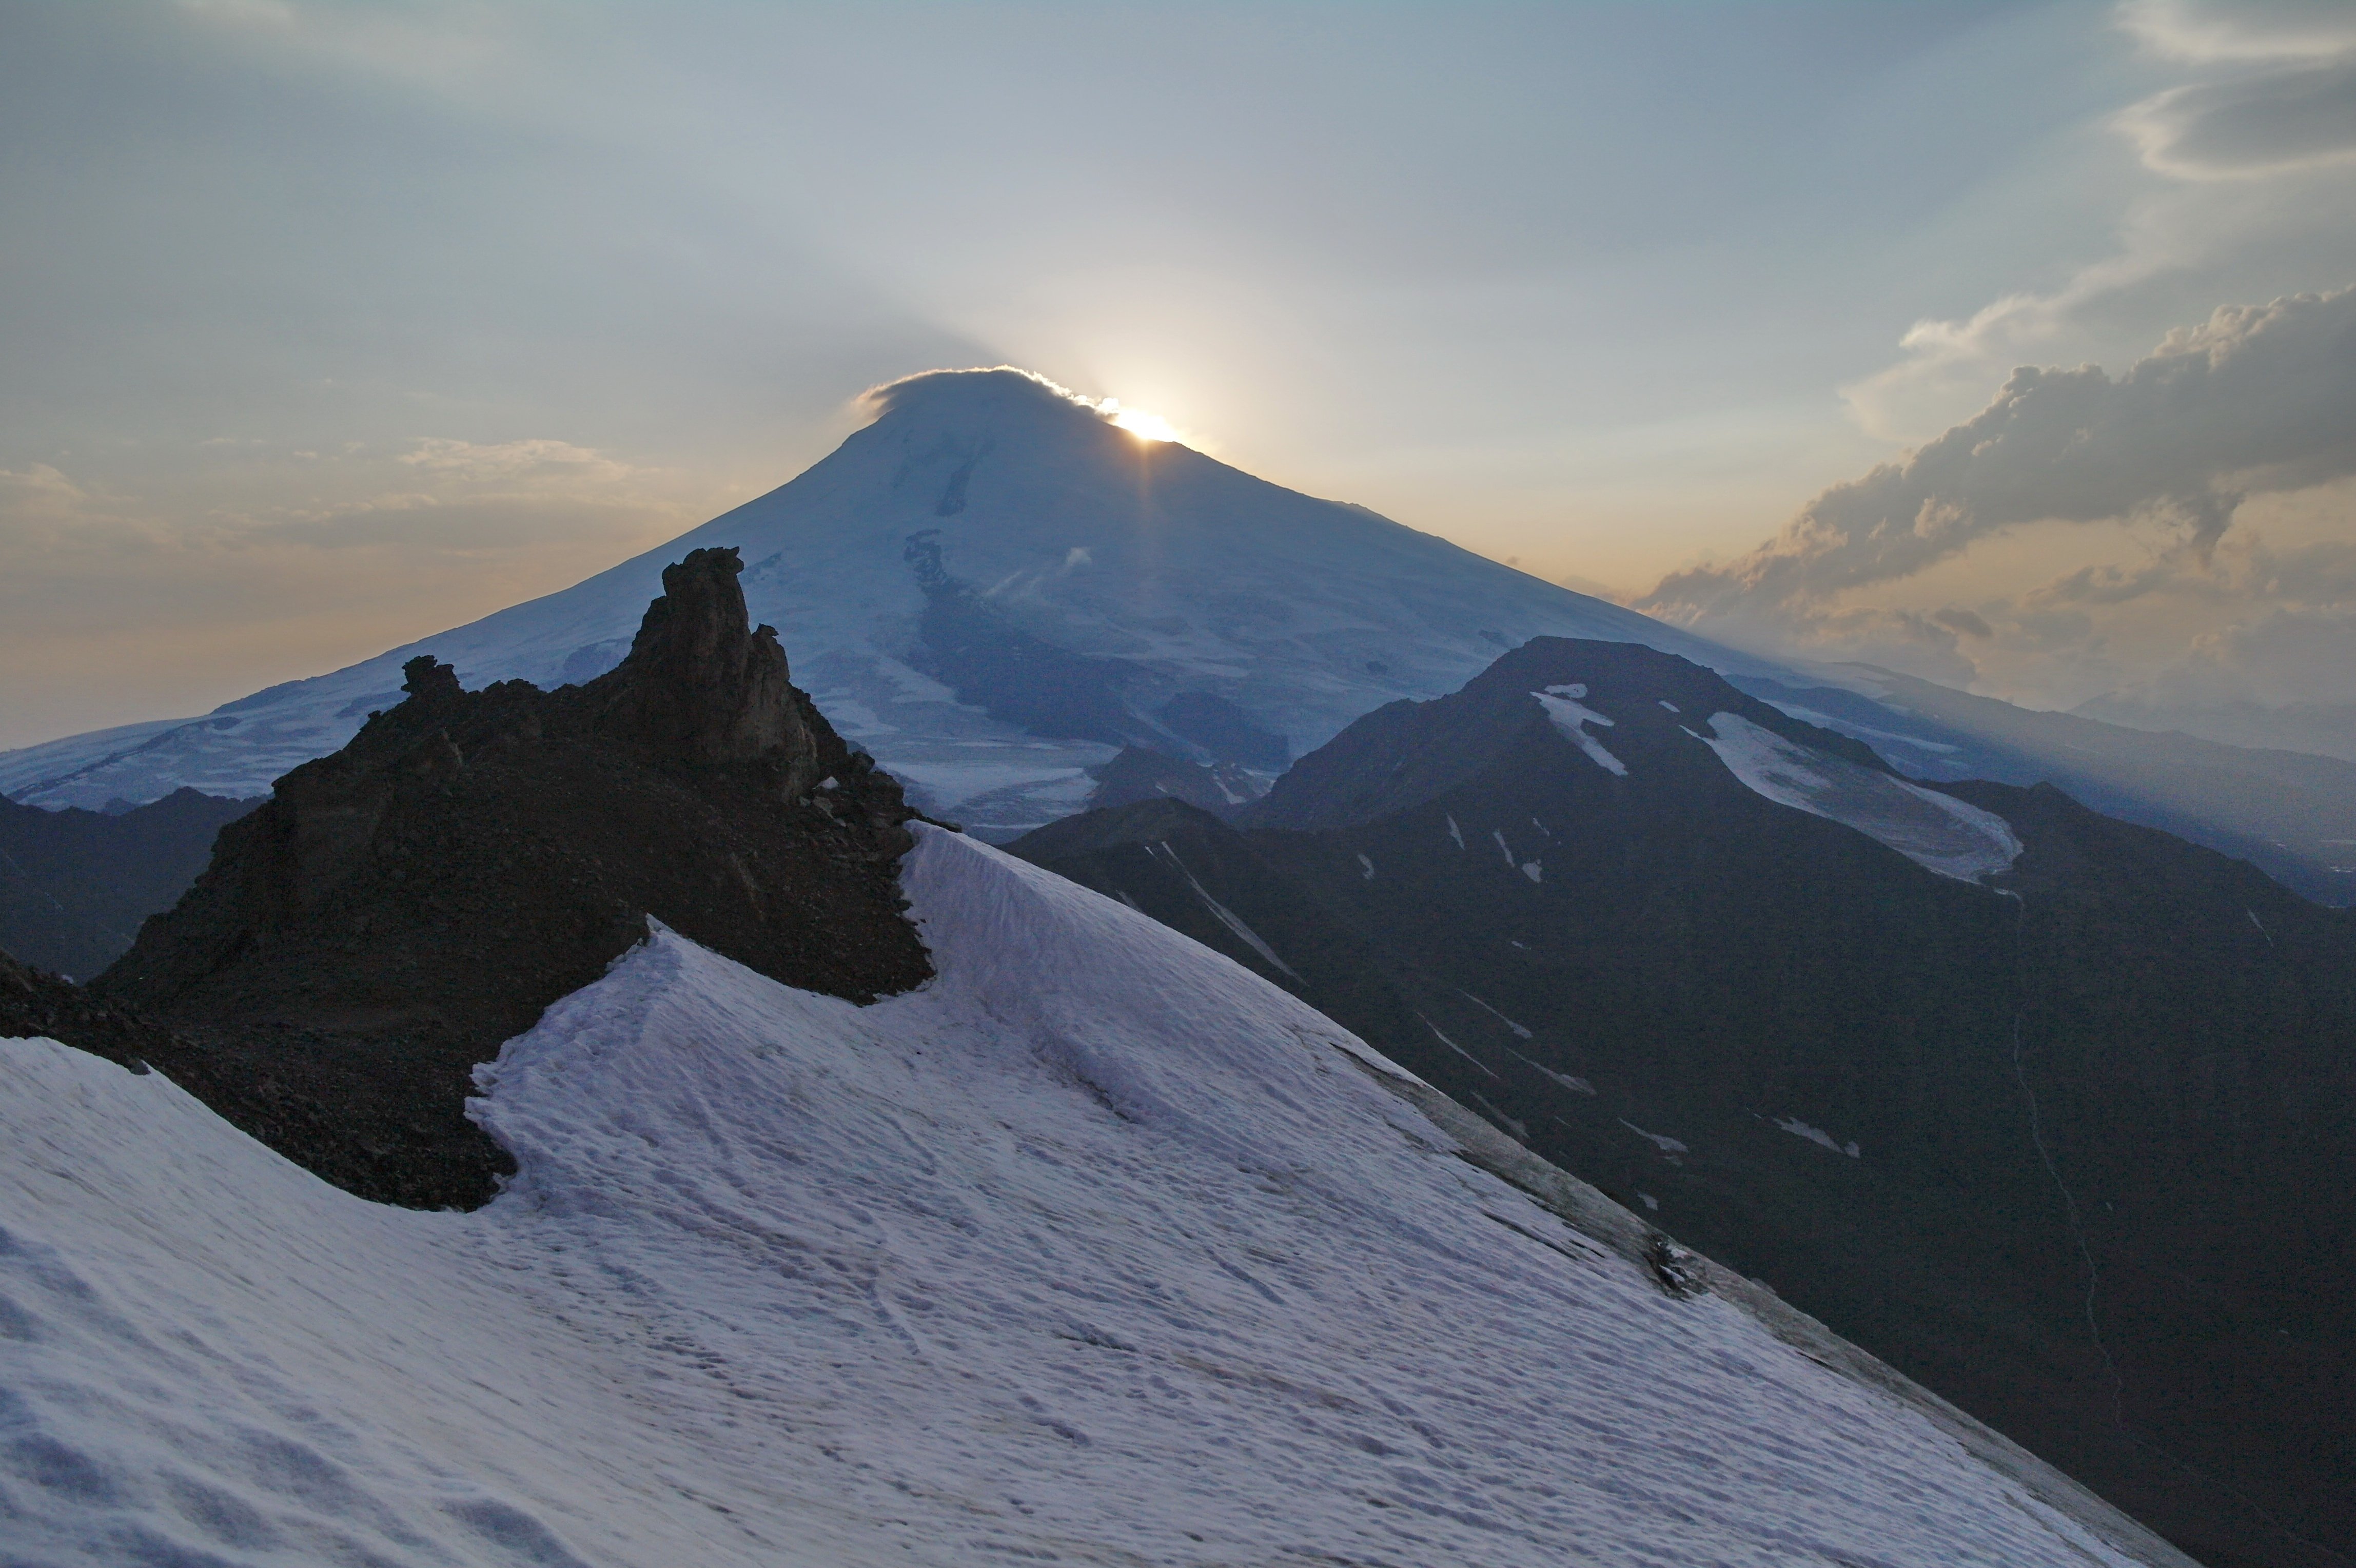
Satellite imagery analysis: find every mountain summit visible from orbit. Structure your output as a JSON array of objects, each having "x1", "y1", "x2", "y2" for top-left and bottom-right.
[{"x1": 1, "y1": 368, "x2": 1752, "y2": 834}]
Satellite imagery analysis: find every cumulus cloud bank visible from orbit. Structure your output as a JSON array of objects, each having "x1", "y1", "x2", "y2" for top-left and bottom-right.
[
  {"x1": 1645, "y1": 287, "x2": 2356, "y2": 621},
  {"x1": 1753, "y1": 3, "x2": 2356, "y2": 719},
  {"x1": 1642, "y1": 288, "x2": 2356, "y2": 718},
  {"x1": 1842, "y1": 1, "x2": 2356, "y2": 443}
]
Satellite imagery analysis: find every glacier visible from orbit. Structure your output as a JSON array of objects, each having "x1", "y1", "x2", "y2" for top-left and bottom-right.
[{"x1": 1, "y1": 825, "x2": 2180, "y2": 1566}]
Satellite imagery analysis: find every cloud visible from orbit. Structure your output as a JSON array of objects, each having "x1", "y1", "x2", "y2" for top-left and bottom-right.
[
  {"x1": 2125, "y1": 605, "x2": 2356, "y2": 707},
  {"x1": 1931, "y1": 607, "x2": 1993, "y2": 638},
  {"x1": 1845, "y1": 2, "x2": 2356, "y2": 441},
  {"x1": 0, "y1": 441, "x2": 692, "y2": 584},
  {"x1": 399, "y1": 437, "x2": 640, "y2": 483},
  {"x1": 2024, "y1": 558, "x2": 2196, "y2": 607},
  {"x1": 0, "y1": 436, "x2": 721, "y2": 747},
  {"x1": 1839, "y1": 252, "x2": 2171, "y2": 441},
  {"x1": 1646, "y1": 293, "x2": 2356, "y2": 712},
  {"x1": 0, "y1": 463, "x2": 199, "y2": 559},
  {"x1": 1799, "y1": 607, "x2": 1986, "y2": 687},
  {"x1": 2252, "y1": 537, "x2": 2356, "y2": 605},
  {"x1": 2119, "y1": 58, "x2": 2356, "y2": 179},
  {"x1": 0, "y1": 463, "x2": 93, "y2": 523},
  {"x1": 1645, "y1": 287, "x2": 2356, "y2": 622},
  {"x1": 2018, "y1": 526, "x2": 2356, "y2": 618},
  {"x1": 860, "y1": 366, "x2": 1097, "y2": 421},
  {"x1": 2116, "y1": 1, "x2": 2356, "y2": 65},
  {"x1": 858, "y1": 365, "x2": 1200, "y2": 444}
]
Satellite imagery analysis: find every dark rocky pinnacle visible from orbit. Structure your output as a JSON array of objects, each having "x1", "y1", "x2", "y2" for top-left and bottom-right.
[{"x1": 76, "y1": 544, "x2": 935, "y2": 1208}]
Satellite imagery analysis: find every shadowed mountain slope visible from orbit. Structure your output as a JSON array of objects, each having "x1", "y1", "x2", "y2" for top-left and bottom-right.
[
  {"x1": 1081, "y1": 743, "x2": 1265, "y2": 818},
  {"x1": 1013, "y1": 636, "x2": 2356, "y2": 1568},
  {"x1": 0, "y1": 788, "x2": 260, "y2": 980}
]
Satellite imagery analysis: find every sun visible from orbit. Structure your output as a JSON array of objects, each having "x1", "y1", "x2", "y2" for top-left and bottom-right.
[{"x1": 1097, "y1": 398, "x2": 1184, "y2": 445}]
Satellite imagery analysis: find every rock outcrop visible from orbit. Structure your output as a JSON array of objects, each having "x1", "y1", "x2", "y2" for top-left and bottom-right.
[
  {"x1": 88, "y1": 547, "x2": 933, "y2": 1208},
  {"x1": 2, "y1": 948, "x2": 188, "y2": 1079}
]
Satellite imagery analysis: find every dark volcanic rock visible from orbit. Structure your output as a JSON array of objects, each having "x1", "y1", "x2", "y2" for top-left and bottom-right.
[
  {"x1": 2, "y1": 949, "x2": 188, "y2": 1080},
  {"x1": 0, "y1": 788, "x2": 261, "y2": 979},
  {"x1": 91, "y1": 547, "x2": 932, "y2": 1209},
  {"x1": 1, "y1": 949, "x2": 526, "y2": 1209},
  {"x1": 1014, "y1": 636, "x2": 2356, "y2": 1568}
]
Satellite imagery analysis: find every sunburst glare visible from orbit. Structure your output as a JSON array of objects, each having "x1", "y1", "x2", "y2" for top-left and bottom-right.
[{"x1": 1096, "y1": 398, "x2": 1185, "y2": 445}]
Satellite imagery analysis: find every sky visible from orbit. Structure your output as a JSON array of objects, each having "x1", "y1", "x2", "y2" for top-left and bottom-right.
[{"x1": 3, "y1": 0, "x2": 2352, "y2": 750}]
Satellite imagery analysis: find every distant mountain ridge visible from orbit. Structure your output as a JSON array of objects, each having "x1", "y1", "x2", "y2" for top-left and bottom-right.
[
  {"x1": 0, "y1": 788, "x2": 259, "y2": 979},
  {"x1": 2075, "y1": 691, "x2": 2356, "y2": 766},
  {"x1": 1013, "y1": 637, "x2": 2356, "y2": 1568},
  {"x1": 5, "y1": 365, "x2": 2353, "y2": 900},
  {"x1": 1739, "y1": 664, "x2": 2356, "y2": 904}
]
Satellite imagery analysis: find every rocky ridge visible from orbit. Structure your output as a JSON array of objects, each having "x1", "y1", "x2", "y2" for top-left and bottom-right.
[{"x1": 70, "y1": 546, "x2": 931, "y2": 1207}]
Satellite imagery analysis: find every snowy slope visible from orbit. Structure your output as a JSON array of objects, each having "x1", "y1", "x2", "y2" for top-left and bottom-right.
[
  {"x1": 0, "y1": 370, "x2": 1765, "y2": 833},
  {"x1": 2, "y1": 826, "x2": 2177, "y2": 1567},
  {"x1": 1698, "y1": 710, "x2": 2022, "y2": 881}
]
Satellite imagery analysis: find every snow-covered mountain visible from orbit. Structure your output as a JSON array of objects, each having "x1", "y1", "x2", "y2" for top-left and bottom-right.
[
  {"x1": 0, "y1": 369, "x2": 1761, "y2": 835},
  {"x1": 2, "y1": 824, "x2": 2190, "y2": 1567}
]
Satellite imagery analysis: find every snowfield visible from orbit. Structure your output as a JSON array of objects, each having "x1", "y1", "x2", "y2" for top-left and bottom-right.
[
  {"x1": 1534, "y1": 683, "x2": 1628, "y2": 777},
  {"x1": 3, "y1": 827, "x2": 2154, "y2": 1566},
  {"x1": 1697, "y1": 710, "x2": 2023, "y2": 883}
]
